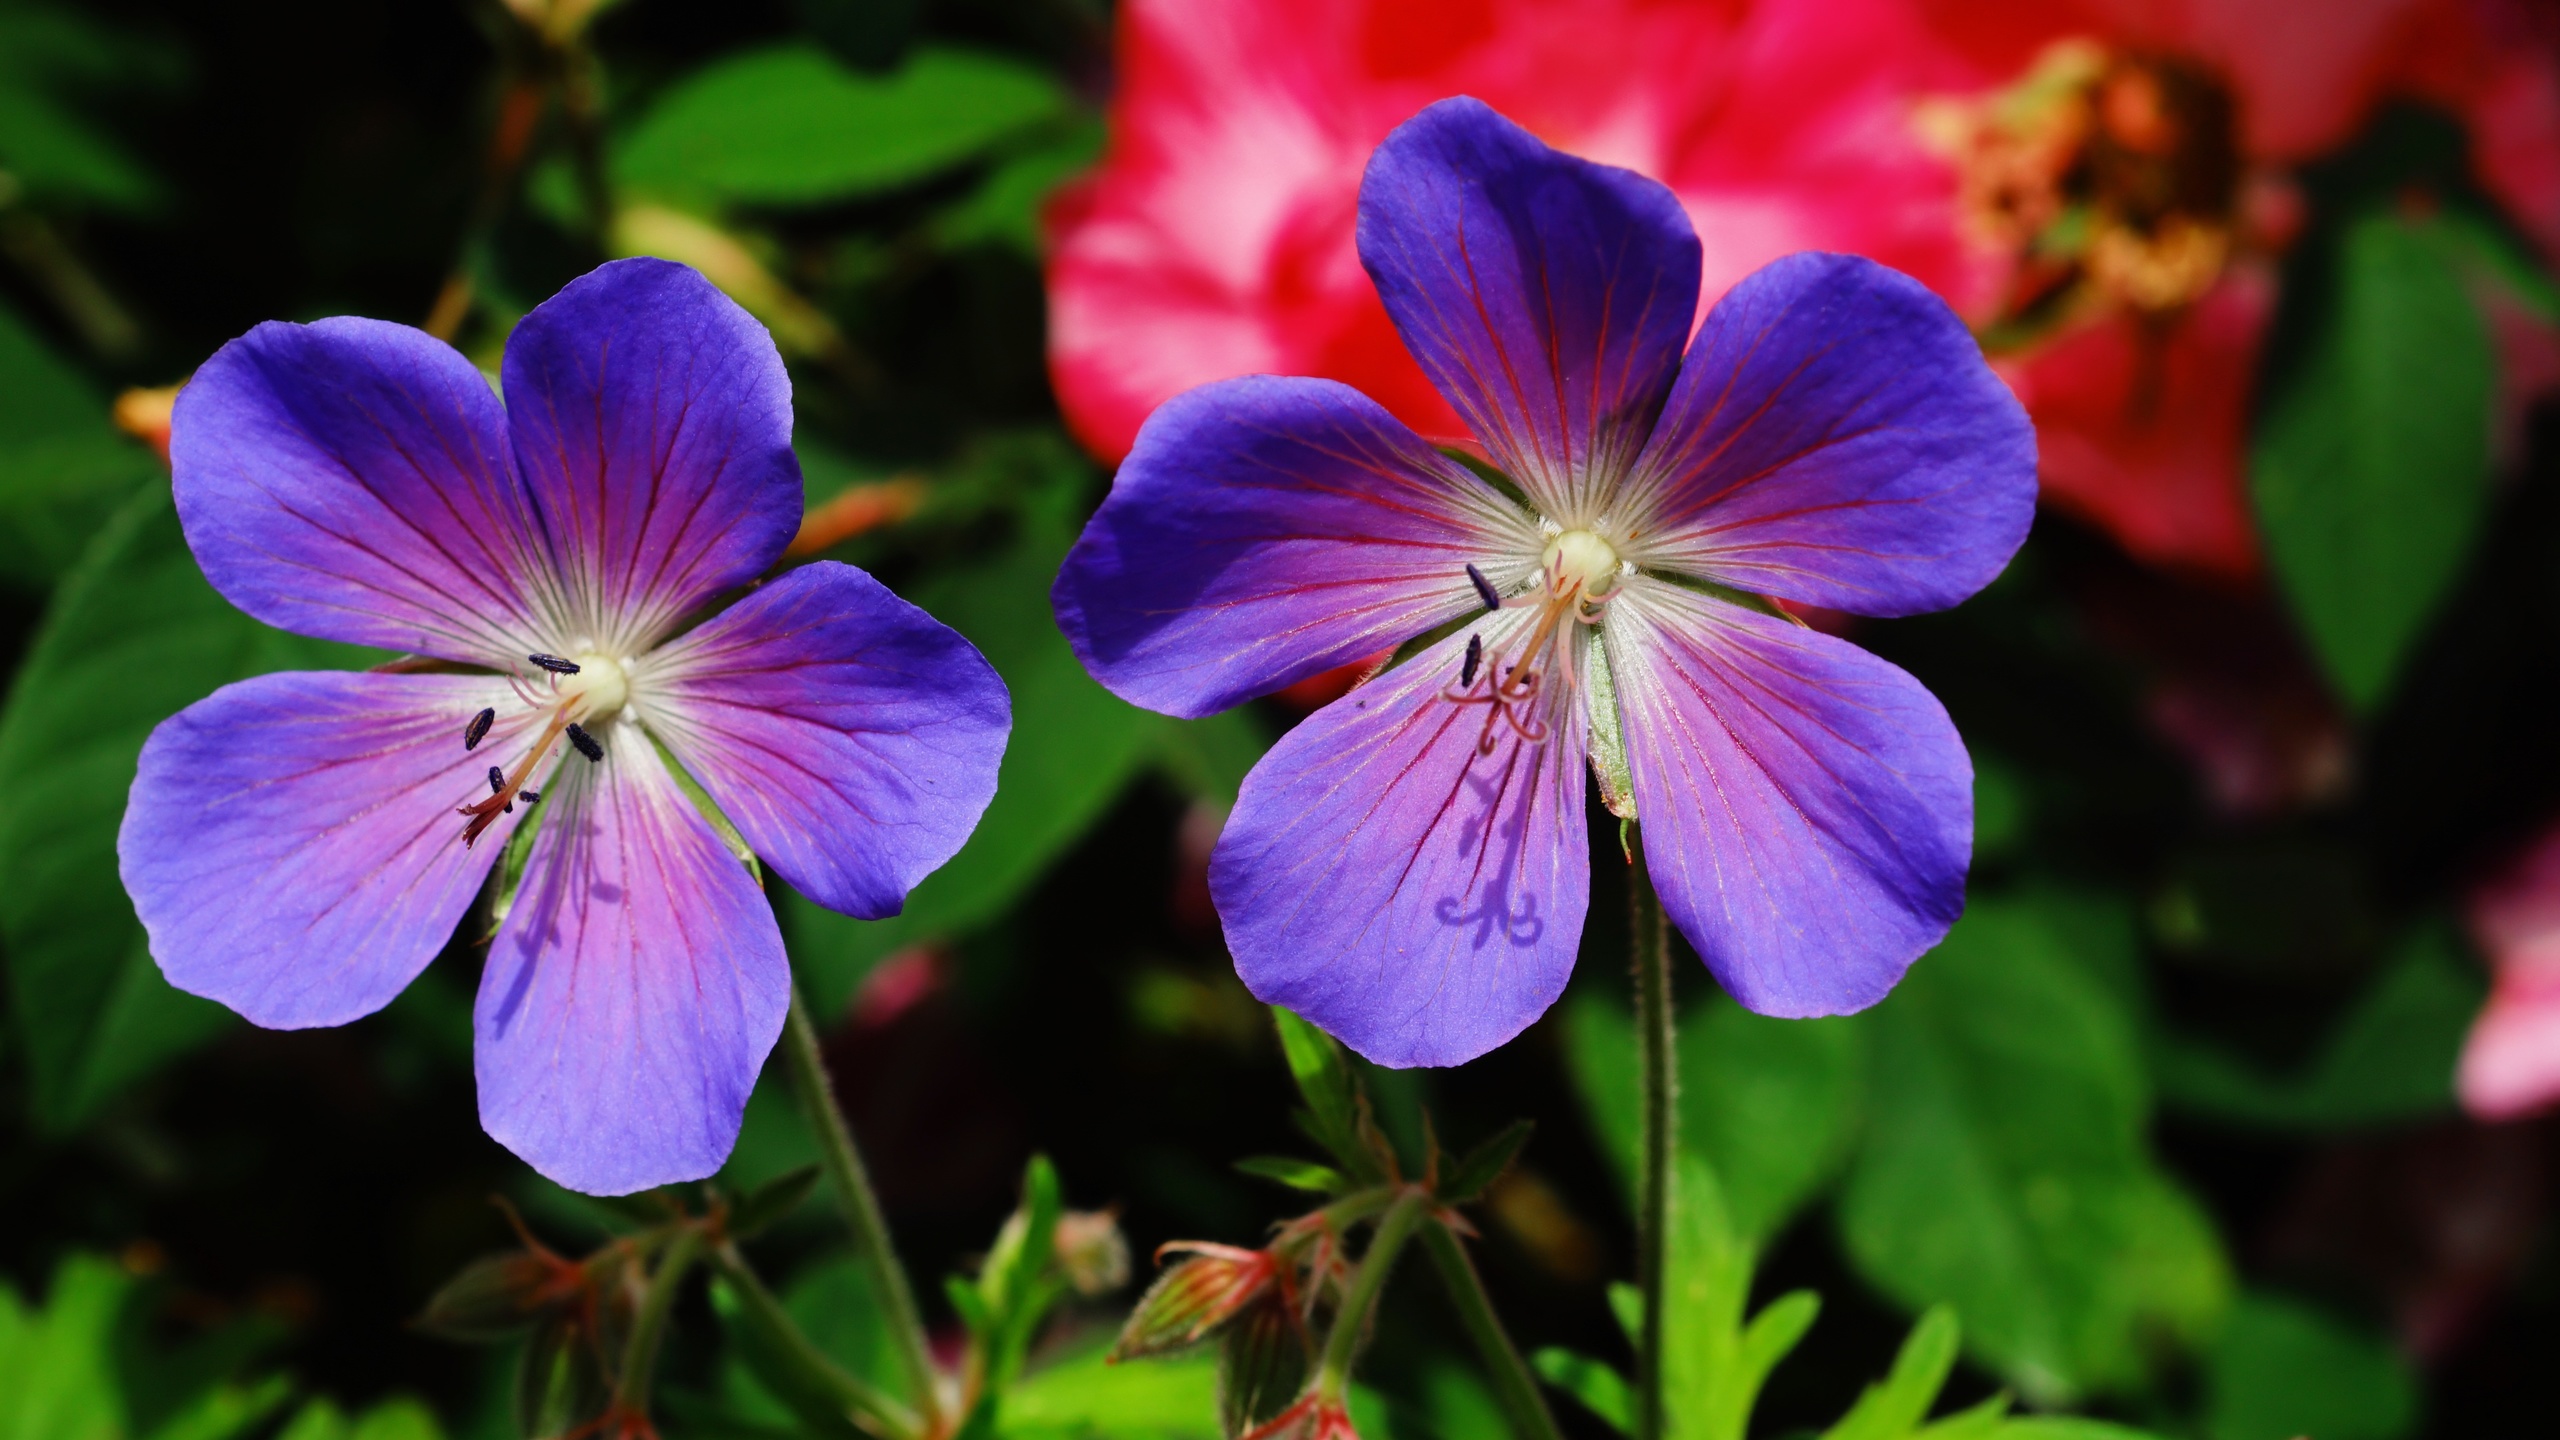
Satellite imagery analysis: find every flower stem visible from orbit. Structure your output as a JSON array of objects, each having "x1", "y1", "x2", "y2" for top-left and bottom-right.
[
  {"x1": 711, "y1": 1239, "x2": 926, "y2": 1440},
  {"x1": 1420, "y1": 1219, "x2": 1565, "y2": 1440},
  {"x1": 1315, "y1": 1187, "x2": 1432, "y2": 1401},
  {"x1": 1629, "y1": 837, "x2": 1676, "y2": 1440},
  {"x1": 782, "y1": 983, "x2": 942, "y2": 1427},
  {"x1": 613, "y1": 1222, "x2": 707, "y2": 1413}
]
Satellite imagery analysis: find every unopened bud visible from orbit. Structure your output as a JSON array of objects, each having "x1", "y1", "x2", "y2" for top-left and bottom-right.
[
  {"x1": 1055, "y1": 1209, "x2": 1132, "y2": 1297},
  {"x1": 415, "y1": 1252, "x2": 575, "y2": 1342},
  {"x1": 1110, "y1": 1243, "x2": 1283, "y2": 1360}
]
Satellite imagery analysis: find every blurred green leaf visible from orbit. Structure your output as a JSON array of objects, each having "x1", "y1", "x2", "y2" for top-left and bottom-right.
[
  {"x1": 0, "y1": 1, "x2": 173, "y2": 210},
  {"x1": 2253, "y1": 210, "x2": 2495, "y2": 710},
  {"x1": 1660, "y1": 1154, "x2": 1820, "y2": 1440},
  {"x1": 1835, "y1": 896, "x2": 2230, "y2": 1404},
  {"x1": 0, "y1": 1253, "x2": 290, "y2": 1440},
  {"x1": 931, "y1": 119, "x2": 1105, "y2": 258},
  {"x1": 0, "y1": 486, "x2": 375, "y2": 1127},
  {"x1": 1232, "y1": 1155, "x2": 1346, "y2": 1195},
  {"x1": 2201, "y1": 1293, "x2": 2416, "y2": 1440},
  {"x1": 0, "y1": 302, "x2": 156, "y2": 586},
  {"x1": 1564, "y1": 985, "x2": 1864, "y2": 1245},
  {"x1": 785, "y1": 437, "x2": 1160, "y2": 1011},
  {"x1": 615, "y1": 44, "x2": 1072, "y2": 209},
  {"x1": 1530, "y1": 1348, "x2": 1631, "y2": 1436},
  {"x1": 1000, "y1": 1341, "x2": 1220, "y2": 1440},
  {"x1": 1822, "y1": 1306, "x2": 1959, "y2": 1440},
  {"x1": 2157, "y1": 923, "x2": 2480, "y2": 1130},
  {"x1": 720, "y1": 1253, "x2": 905, "y2": 1426},
  {"x1": 270, "y1": 1398, "x2": 446, "y2": 1440}
]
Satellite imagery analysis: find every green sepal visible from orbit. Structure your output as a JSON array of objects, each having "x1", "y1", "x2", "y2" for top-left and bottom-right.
[
  {"x1": 1437, "y1": 1119, "x2": 1533, "y2": 1204},
  {"x1": 724, "y1": 1163, "x2": 822, "y2": 1241}
]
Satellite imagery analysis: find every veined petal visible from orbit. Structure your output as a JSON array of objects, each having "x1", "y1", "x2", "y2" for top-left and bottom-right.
[
  {"x1": 1615, "y1": 252, "x2": 2036, "y2": 616},
  {"x1": 1357, "y1": 97, "x2": 1700, "y2": 521},
  {"x1": 119, "y1": 671, "x2": 534, "y2": 1028},
  {"x1": 501, "y1": 258, "x2": 804, "y2": 653},
  {"x1": 1054, "y1": 375, "x2": 1539, "y2": 719},
  {"x1": 639, "y1": 561, "x2": 1011, "y2": 920},
  {"x1": 172, "y1": 318, "x2": 557, "y2": 664},
  {"x1": 1606, "y1": 578, "x2": 1970, "y2": 1017},
  {"x1": 476, "y1": 734, "x2": 788, "y2": 1195},
  {"x1": 1210, "y1": 612, "x2": 1590, "y2": 1067}
]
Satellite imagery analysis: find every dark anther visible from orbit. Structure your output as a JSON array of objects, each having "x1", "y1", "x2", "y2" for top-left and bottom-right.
[
  {"x1": 1460, "y1": 634, "x2": 1483, "y2": 688},
  {"x1": 503, "y1": 799, "x2": 513, "y2": 814},
  {"x1": 566, "y1": 723, "x2": 603, "y2": 762},
  {"x1": 1465, "y1": 563, "x2": 1501, "y2": 612},
  {"x1": 487, "y1": 765, "x2": 506, "y2": 794},
  {"x1": 520, "y1": 790, "x2": 542, "y2": 806},
  {"x1": 529, "y1": 653, "x2": 582, "y2": 675},
  {"x1": 463, "y1": 707, "x2": 495, "y2": 750}
]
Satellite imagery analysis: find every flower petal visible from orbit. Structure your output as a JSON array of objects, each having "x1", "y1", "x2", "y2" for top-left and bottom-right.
[
  {"x1": 172, "y1": 318, "x2": 556, "y2": 663},
  {"x1": 500, "y1": 258, "x2": 804, "y2": 652},
  {"x1": 119, "y1": 671, "x2": 533, "y2": 1027},
  {"x1": 1605, "y1": 578, "x2": 1970, "y2": 1017},
  {"x1": 1210, "y1": 612, "x2": 1590, "y2": 1066},
  {"x1": 1357, "y1": 96, "x2": 1700, "y2": 520},
  {"x1": 475, "y1": 732, "x2": 789, "y2": 1195},
  {"x1": 1616, "y1": 252, "x2": 2036, "y2": 615},
  {"x1": 1055, "y1": 375, "x2": 1538, "y2": 719},
  {"x1": 638, "y1": 561, "x2": 1011, "y2": 920}
]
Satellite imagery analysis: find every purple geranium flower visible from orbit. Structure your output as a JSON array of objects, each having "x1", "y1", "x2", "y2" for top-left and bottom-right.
[
  {"x1": 117, "y1": 259, "x2": 1009, "y2": 1194},
  {"x1": 1053, "y1": 98, "x2": 2035, "y2": 1067}
]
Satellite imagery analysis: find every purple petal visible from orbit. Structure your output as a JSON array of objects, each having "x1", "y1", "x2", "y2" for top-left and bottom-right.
[
  {"x1": 1604, "y1": 578, "x2": 1970, "y2": 1017},
  {"x1": 1210, "y1": 614, "x2": 1590, "y2": 1067},
  {"x1": 172, "y1": 319, "x2": 558, "y2": 663},
  {"x1": 119, "y1": 671, "x2": 534, "y2": 1027},
  {"x1": 500, "y1": 258, "x2": 803, "y2": 651},
  {"x1": 1616, "y1": 252, "x2": 2036, "y2": 616},
  {"x1": 1054, "y1": 375, "x2": 1539, "y2": 719},
  {"x1": 1356, "y1": 97, "x2": 1700, "y2": 520},
  {"x1": 639, "y1": 561, "x2": 1010, "y2": 920},
  {"x1": 475, "y1": 732, "x2": 788, "y2": 1195}
]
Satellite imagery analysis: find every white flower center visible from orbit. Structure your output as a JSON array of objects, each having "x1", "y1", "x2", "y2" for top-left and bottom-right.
[
  {"x1": 557, "y1": 651, "x2": 631, "y2": 726},
  {"x1": 1541, "y1": 529, "x2": 1622, "y2": 601}
]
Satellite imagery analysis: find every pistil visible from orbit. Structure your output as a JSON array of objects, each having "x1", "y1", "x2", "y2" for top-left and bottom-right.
[{"x1": 455, "y1": 652, "x2": 631, "y2": 846}]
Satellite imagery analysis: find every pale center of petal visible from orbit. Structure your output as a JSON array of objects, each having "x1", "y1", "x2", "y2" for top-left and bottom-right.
[
  {"x1": 557, "y1": 652, "x2": 631, "y2": 726},
  {"x1": 1542, "y1": 529, "x2": 1623, "y2": 602}
]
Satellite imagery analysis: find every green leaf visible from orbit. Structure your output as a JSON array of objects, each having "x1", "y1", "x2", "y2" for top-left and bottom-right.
[
  {"x1": 2253, "y1": 209, "x2": 2495, "y2": 710},
  {"x1": 0, "y1": 1253, "x2": 288, "y2": 1440},
  {"x1": 784, "y1": 439, "x2": 1163, "y2": 1012},
  {"x1": 1660, "y1": 1155, "x2": 1812, "y2": 1440},
  {"x1": 1835, "y1": 896, "x2": 2230, "y2": 1404},
  {"x1": 726, "y1": 1163, "x2": 823, "y2": 1241},
  {"x1": 931, "y1": 119, "x2": 1105, "y2": 259},
  {"x1": 1529, "y1": 1349, "x2": 1631, "y2": 1436},
  {"x1": 2201, "y1": 1293, "x2": 2416, "y2": 1440},
  {"x1": 615, "y1": 45, "x2": 1072, "y2": 208},
  {"x1": 1822, "y1": 1307, "x2": 1960, "y2": 1440},
  {"x1": 2156, "y1": 922, "x2": 2479, "y2": 1130},
  {"x1": 1271, "y1": 1006, "x2": 1377, "y2": 1180},
  {"x1": 0, "y1": 4, "x2": 174, "y2": 210},
  {"x1": 1001, "y1": 1340, "x2": 1220, "y2": 1440},
  {"x1": 1232, "y1": 1155, "x2": 1347, "y2": 1195},
  {"x1": 0, "y1": 302, "x2": 156, "y2": 586},
  {"x1": 1438, "y1": 1120, "x2": 1532, "y2": 1204},
  {"x1": 1563, "y1": 986, "x2": 1864, "y2": 1244},
  {"x1": 0, "y1": 486, "x2": 379, "y2": 1127}
]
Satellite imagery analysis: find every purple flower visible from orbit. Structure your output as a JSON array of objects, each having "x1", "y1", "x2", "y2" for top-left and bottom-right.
[
  {"x1": 1053, "y1": 99, "x2": 2035, "y2": 1067},
  {"x1": 116, "y1": 259, "x2": 1009, "y2": 1194}
]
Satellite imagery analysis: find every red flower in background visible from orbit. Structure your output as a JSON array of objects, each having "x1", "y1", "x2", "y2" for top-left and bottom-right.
[
  {"x1": 1046, "y1": 0, "x2": 1997, "y2": 464},
  {"x1": 2464, "y1": 820, "x2": 2560, "y2": 1120},
  {"x1": 1909, "y1": 0, "x2": 2560, "y2": 577},
  {"x1": 1049, "y1": 0, "x2": 2560, "y2": 581}
]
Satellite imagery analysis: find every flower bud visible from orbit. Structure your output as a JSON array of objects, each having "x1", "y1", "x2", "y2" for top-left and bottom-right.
[
  {"x1": 1110, "y1": 1243, "x2": 1283, "y2": 1360},
  {"x1": 1055, "y1": 1208, "x2": 1132, "y2": 1297}
]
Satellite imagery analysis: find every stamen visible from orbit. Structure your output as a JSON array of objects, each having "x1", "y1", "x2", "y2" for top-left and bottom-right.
[
  {"x1": 1460, "y1": 634, "x2": 1482, "y2": 688},
  {"x1": 1465, "y1": 563, "x2": 1502, "y2": 613},
  {"x1": 520, "y1": 790, "x2": 542, "y2": 806},
  {"x1": 487, "y1": 765, "x2": 506, "y2": 794},
  {"x1": 529, "y1": 653, "x2": 582, "y2": 675},
  {"x1": 463, "y1": 707, "x2": 495, "y2": 750},
  {"x1": 565, "y1": 723, "x2": 603, "y2": 762}
]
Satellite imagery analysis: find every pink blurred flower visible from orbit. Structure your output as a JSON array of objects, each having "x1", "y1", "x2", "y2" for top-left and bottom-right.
[
  {"x1": 1046, "y1": 0, "x2": 1996, "y2": 464},
  {"x1": 2462, "y1": 820, "x2": 2560, "y2": 1120}
]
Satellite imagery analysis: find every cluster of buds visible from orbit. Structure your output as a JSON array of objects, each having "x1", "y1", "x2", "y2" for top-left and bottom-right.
[{"x1": 415, "y1": 1199, "x2": 657, "y2": 1439}]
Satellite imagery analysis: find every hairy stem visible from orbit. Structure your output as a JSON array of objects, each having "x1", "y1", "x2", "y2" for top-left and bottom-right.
[
  {"x1": 613, "y1": 1223, "x2": 707, "y2": 1413},
  {"x1": 1630, "y1": 837, "x2": 1676, "y2": 1440},
  {"x1": 782, "y1": 984, "x2": 942, "y2": 1427},
  {"x1": 1421, "y1": 1220, "x2": 1565, "y2": 1440},
  {"x1": 1315, "y1": 1188, "x2": 1432, "y2": 1401}
]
